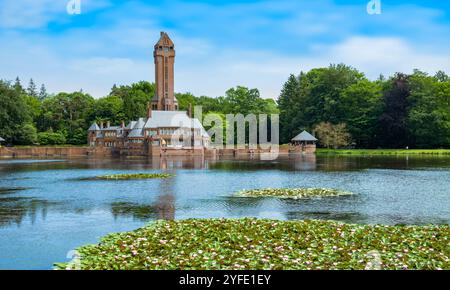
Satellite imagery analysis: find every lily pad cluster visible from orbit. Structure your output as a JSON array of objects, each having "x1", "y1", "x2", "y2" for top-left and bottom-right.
[
  {"x1": 92, "y1": 173, "x2": 174, "y2": 180},
  {"x1": 55, "y1": 218, "x2": 449, "y2": 270},
  {"x1": 235, "y1": 188, "x2": 353, "y2": 199}
]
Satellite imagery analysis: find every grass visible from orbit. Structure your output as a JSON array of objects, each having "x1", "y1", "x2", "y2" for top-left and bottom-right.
[
  {"x1": 55, "y1": 218, "x2": 450, "y2": 270},
  {"x1": 91, "y1": 173, "x2": 174, "y2": 180},
  {"x1": 235, "y1": 188, "x2": 353, "y2": 199},
  {"x1": 316, "y1": 149, "x2": 450, "y2": 155}
]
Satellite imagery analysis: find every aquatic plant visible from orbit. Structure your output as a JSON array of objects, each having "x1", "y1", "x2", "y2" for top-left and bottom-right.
[
  {"x1": 235, "y1": 188, "x2": 353, "y2": 199},
  {"x1": 55, "y1": 218, "x2": 450, "y2": 270},
  {"x1": 92, "y1": 173, "x2": 174, "y2": 180}
]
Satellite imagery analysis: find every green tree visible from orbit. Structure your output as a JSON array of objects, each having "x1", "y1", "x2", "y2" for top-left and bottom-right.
[
  {"x1": 0, "y1": 80, "x2": 32, "y2": 144},
  {"x1": 91, "y1": 95, "x2": 125, "y2": 124},
  {"x1": 378, "y1": 73, "x2": 411, "y2": 148},
  {"x1": 38, "y1": 84, "x2": 48, "y2": 101},
  {"x1": 37, "y1": 131, "x2": 66, "y2": 145},
  {"x1": 16, "y1": 123, "x2": 38, "y2": 145},
  {"x1": 407, "y1": 70, "x2": 450, "y2": 148},
  {"x1": 27, "y1": 78, "x2": 38, "y2": 98},
  {"x1": 313, "y1": 122, "x2": 351, "y2": 149},
  {"x1": 111, "y1": 81, "x2": 155, "y2": 120},
  {"x1": 38, "y1": 92, "x2": 94, "y2": 144},
  {"x1": 340, "y1": 80, "x2": 383, "y2": 148}
]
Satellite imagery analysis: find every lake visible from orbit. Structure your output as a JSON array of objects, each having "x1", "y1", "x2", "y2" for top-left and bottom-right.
[{"x1": 0, "y1": 155, "x2": 449, "y2": 269}]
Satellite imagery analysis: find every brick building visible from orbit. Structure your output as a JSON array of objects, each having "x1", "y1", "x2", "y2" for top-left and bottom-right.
[{"x1": 88, "y1": 32, "x2": 210, "y2": 156}]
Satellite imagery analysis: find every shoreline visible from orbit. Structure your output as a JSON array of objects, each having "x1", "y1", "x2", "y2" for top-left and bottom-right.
[{"x1": 1, "y1": 146, "x2": 449, "y2": 159}]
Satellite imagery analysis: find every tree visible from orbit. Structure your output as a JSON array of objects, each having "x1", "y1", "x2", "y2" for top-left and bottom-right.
[
  {"x1": 278, "y1": 74, "x2": 302, "y2": 144},
  {"x1": 0, "y1": 80, "x2": 32, "y2": 144},
  {"x1": 16, "y1": 123, "x2": 38, "y2": 145},
  {"x1": 27, "y1": 79, "x2": 38, "y2": 98},
  {"x1": 111, "y1": 81, "x2": 155, "y2": 120},
  {"x1": 91, "y1": 95, "x2": 125, "y2": 124},
  {"x1": 378, "y1": 73, "x2": 411, "y2": 148},
  {"x1": 37, "y1": 131, "x2": 66, "y2": 145},
  {"x1": 407, "y1": 70, "x2": 450, "y2": 148},
  {"x1": 38, "y1": 84, "x2": 48, "y2": 100},
  {"x1": 313, "y1": 122, "x2": 351, "y2": 149},
  {"x1": 340, "y1": 80, "x2": 383, "y2": 148},
  {"x1": 14, "y1": 77, "x2": 24, "y2": 93},
  {"x1": 38, "y1": 92, "x2": 95, "y2": 145}
]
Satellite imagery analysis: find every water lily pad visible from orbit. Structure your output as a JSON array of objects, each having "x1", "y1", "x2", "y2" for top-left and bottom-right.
[
  {"x1": 235, "y1": 188, "x2": 353, "y2": 199},
  {"x1": 55, "y1": 218, "x2": 450, "y2": 270},
  {"x1": 83, "y1": 173, "x2": 174, "y2": 180}
]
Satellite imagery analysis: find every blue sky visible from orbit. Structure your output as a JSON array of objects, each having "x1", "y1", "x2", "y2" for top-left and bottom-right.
[{"x1": 0, "y1": 0, "x2": 449, "y2": 99}]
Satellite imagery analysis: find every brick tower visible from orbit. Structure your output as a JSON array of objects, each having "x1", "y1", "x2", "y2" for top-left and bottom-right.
[{"x1": 151, "y1": 32, "x2": 178, "y2": 111}]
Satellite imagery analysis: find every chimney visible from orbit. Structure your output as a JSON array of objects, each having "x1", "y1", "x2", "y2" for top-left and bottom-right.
[
  {"x1": 106, "y1": 121, "x2": 111, "y2": 128},
  {"x1": 100, "y1": 122, "x2": 104, "y2": 129},
  {"x1": 147, "y1": 103, "x2": 152, "y2": 118},
  {"x1": 121, "y1": 121, "x2": 125, "y2": 128},
  {"x1": 161, "y1": 31, "x2": 164, "y2": 37}
]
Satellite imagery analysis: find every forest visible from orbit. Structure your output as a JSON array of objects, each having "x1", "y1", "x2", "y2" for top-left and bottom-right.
[{"x1": 0, "y1": 64, "x2": 449, "y2": 148}]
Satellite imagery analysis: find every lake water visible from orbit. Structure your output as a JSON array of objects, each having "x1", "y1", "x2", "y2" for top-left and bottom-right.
[{"x1": 0, "y1": 155, "x2": 449, "y2": 269}]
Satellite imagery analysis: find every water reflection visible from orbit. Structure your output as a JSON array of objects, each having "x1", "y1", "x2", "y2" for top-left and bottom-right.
[
  {"x1": 0, "y1": 196, "x2": 60, "y2": 227},
  {"x1": 0, "y1": 155, "x2": 449, "y2": 269}
]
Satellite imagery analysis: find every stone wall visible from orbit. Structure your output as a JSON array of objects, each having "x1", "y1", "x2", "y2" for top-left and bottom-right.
[{"x1": 0, "y1": 146, "x2": 90, "y2": 158}]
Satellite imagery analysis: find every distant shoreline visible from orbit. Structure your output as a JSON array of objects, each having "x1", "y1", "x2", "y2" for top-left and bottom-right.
[
  {"x1": 1, "y1": 146, "x2": 449, "y2": 158},
  {"x1": 316, "y1": 149, "x2": 450, "y2": 155}
]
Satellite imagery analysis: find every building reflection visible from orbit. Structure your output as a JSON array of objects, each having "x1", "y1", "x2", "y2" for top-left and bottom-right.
[
  {"x1": 0, "y1": 196, "x2": 58, "y2": 228},
  {"x1": 109, "y1": 171, "x2": 177, "y2": 221},
  {"x1": 290, "y1": 153, "x2": 317, "y2": 171}
]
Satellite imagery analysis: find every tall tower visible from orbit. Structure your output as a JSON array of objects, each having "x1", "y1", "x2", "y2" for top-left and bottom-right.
[{"x1": 151, "y1": 32, "x2": 178, "y2": 111}]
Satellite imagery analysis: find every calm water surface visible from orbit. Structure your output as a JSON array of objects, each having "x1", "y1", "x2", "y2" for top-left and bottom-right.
[{"x1": 0, "y1": 155, "x2": 449, "y2": 269}]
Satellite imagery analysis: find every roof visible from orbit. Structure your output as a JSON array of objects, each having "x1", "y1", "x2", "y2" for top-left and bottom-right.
[
  {"x1": 192, "y1": 118, "x2": 210, "y2": 138},
  {"x1": 0, "y1": 137, "x2": 5, "y2": 142},
  {"x1": 144, "y1": 111, "x2": 209, "y2": 138},
  {"x1": 145, "y1": 111, "x2": 192, "y2": 128},
  {"x1": 125, "y1": 121, "x2": 137, "y2": 130},
  {"x1": 155, "y1": 32, "x2": 174, "y2": 48},
  {"x1": 128, "y1": 118, "x2": 146, "y2": 138},
  {"x1": 88, "y1": 123, "x2": 100, "y2": 131},
  {"x1": 292, "y1": 131, "x2": 318, "y2": 142},
  {"x1": 102, "y1": 126, "x2": 120, "y2": 131}
]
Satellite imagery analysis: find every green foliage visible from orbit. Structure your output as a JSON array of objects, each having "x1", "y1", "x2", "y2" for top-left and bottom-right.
[
  {"x1": 317, "y1": 149, "x2": 450, "y2": 155},
  {"x1": 37, "y1": 131, "x2": 66, "y2": 145},
  {"x1": 279, "y1": 65, "x2": 449, "y2": 149},
  {"x1": 55, "y1": 218, "x2": 450, "y2": 270},
  {"x1": 2, "y1": 66, "x2": 448, "y2": 149},
  {"x1": 111, "y1": 81, "x2": 155, "y2": 120},
  {"x1": 16, "y1": 123, "x2": 38, "y2": 145},
  {"x1": 0, "y1": 80, "x2": 32, "y2": 144},
  {"x1": 313, "y1": 122, "x2": 351, "y2": 149}
]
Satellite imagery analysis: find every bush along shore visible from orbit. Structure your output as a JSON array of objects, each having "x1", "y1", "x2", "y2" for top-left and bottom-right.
[
  {"x1": 87, "y1": 173, "x2": 174, "y2": 180},
  {"x1": 235, "y1": 188, "x2": 353, "y2": 199},
  {"x1": 55, "y1": 218, "x2": 450, "y2": 270},
  {"x1": 316, "y1": 149, "x2": 450, "y2": 155}
]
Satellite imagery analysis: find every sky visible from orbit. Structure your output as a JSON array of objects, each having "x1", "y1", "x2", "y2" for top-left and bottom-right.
[{"x1": 0, "y1": 0, "x2": 449, "y2": 99}]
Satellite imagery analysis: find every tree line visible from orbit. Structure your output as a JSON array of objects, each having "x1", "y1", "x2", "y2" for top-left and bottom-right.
[
  {"x1": 0, "y1": 79, "x2": 277, "y2": 146},
  {"x1": 279, "y1": 64, "x2": 449, "y2": 148},
  {"x1": 0, "y1": 64, "x2": 448, "y2": 148}
]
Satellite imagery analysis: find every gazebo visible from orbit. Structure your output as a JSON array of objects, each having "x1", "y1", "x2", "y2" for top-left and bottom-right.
[{"x1": 290, "y1": 131, "x2": 318, "y2": 153}]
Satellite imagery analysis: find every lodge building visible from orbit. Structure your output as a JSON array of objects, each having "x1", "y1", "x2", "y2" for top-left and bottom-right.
[{"x1": 88, "y1": 32, "x2": 211, "y2": 156}]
